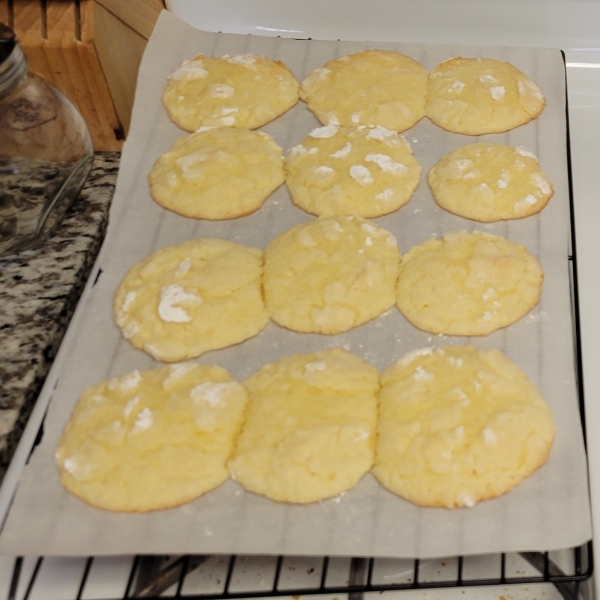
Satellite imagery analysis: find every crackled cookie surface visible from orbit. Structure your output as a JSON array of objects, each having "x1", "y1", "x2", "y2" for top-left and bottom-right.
[
  {"x1": 428, "y1": 143, "x2": 554, "y2": 221},
  {"x1": 264, "y1": 216, "x2": 401, "y2": 334},
  {"x1": 229, "y1": 349, "x2": 379, "y2": 503},
  {"x1": 373, "y1": 345, "x2": 555, "y2": 508},
  {"x1": 285, "y1": 125, "x2": 421, "y2": 217},
  {"x1": 163, "y1": 53, "x2": 299, "y2": 131},
  {"x1": 427, "y1": 57, "x2": 545, "y2": 134},
  {"x1": 114, "y1": 238, "x2": 268, "y2": 362},
  {"x1": 395, "y1": 231, "x2": 543, "y2": 336},
  {"x1": 149, "y1": 128, "x2": 284, "y2": 220},
  {"x1": 56, "y1": 365, "x2": 248, "y2": 512},
  {"x1": 301, "y1": 50, "x2": 428, "y2": 132}
]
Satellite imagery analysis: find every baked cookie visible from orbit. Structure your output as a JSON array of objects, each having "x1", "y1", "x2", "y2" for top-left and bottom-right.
[
  {"x1": 149, "y1": 128, "x2": 284, "y2": 220},
  {"x1": 114, "y1": 238, "x2": 268, "y2": 362},
  {"x1": 395, "y1": 231, "x2": 543, "y2": 336},
  {"x1": 264, "y1": 216, "x2": 401, "y2": 334},
  {"x1": 373, "y1": 345, "x2": 555, "y2": 508},
  {"x1": 301, "y1": 50, "x2": 428, "y2": 132},
  {"x1": 56, "y1": 364, "x2": 248, "y2": 512},
  {"x1": 428, "y1": 143, "x2": 554, "y2": 221},
  {"x1": 427, "y1": 57, "x2": 546, "y2": 135},
  {"x1": 163, "y1": 53, "x2": 299, "y2": 132},
  {"x1": 285, "y1": 125, "x2": 422, "y2": 217},
  {"x1": 229, "y1": 348, "x2": 379, "y2": 503}
]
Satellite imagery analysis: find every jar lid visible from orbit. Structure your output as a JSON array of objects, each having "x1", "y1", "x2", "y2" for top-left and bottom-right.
[
  {"x1": 0, "y1": 23, "x2": 27, "y2": 96},
  {"x1": 0, "y1": 23, "x2": 17, "y2": 64}
]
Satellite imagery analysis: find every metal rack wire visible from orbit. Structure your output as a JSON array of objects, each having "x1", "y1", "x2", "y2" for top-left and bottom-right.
[{"x1": 3, "y1": 543, "x2": 593, "y2": 600}]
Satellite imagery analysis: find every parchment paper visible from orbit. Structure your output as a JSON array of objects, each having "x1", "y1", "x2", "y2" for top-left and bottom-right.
[{"x1": 0, "y1": 10, "x2": 591, "y2": 558}]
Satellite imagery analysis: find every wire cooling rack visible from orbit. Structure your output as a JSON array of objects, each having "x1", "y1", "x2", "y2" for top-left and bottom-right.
[{"x1": 2, "y1": 544, "x2": 593, "y2": 600}]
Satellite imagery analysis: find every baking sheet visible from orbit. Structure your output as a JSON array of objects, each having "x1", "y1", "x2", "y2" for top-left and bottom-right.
[{"x1": 0, "y1": 10, "x2": 591, "y2": 558}]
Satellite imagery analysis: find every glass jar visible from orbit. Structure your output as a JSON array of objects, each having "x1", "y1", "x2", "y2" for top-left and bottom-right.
[{"x1": 0, "y1": 23, "x2": 94, "y2": 256}]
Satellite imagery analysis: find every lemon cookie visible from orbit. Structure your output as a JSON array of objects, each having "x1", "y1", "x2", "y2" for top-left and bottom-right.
[
  {"x1": 427, "y1": 57, "x2": 546, "y2": 135},
  {"x1": 285, "y1": 125, "x2": 422, "y2": 217},
  {"x1": 229, "y1": 348, "x2": 379, "y2": 503},
  {"x1": 149, "y1": 128, "x2": 284, "y2": 220},
  {"x1": 373, "y1": 345, "x2": 555, "y2": 508},
  {"x1": 163, "y1": 53, "x2": 299, "y2": 132},
  {"x1": 56, "y1": 364, "x2": 248, "y2": 512},
  {"x1": 395, "y1": 231, "x2": 543, "y2": 336},
  {"x1": 114, "y1": 238, "x2": 268, "y2": 362},
  {"x1": 428, "y1": 143, "x2": 554, "y2": 221},
  {"x1": 301, "y1": 50, "x2": 428, "y2": 132},
  {"x1": 264, "y1": 216, "x2": 401, "y2": 334}
]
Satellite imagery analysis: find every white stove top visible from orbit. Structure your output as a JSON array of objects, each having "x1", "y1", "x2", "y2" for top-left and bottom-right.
[{"x1": 166, "y1": 0, "x2": 600, "y2": 51}]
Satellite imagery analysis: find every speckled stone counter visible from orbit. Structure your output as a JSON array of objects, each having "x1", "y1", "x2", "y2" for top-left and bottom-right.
[{"x1": 0, "y1": 152, "x2": 120, "y2": 479}]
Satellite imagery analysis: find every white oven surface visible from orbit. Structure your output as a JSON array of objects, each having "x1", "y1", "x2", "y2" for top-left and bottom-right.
[{"x1": 165, "y1": 0, "x2": 600, "y2": 50}]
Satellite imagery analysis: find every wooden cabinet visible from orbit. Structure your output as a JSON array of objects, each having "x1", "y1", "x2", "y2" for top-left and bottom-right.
[{"x1": 2, "y1": 0, "x2": 164, "y2": 150}]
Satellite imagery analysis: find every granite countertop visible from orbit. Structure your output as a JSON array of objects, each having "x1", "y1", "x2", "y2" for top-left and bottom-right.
[{"x1": 0, "y1": 152, "x2": 120, "y2": 480}]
